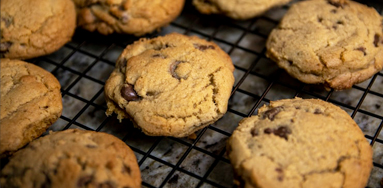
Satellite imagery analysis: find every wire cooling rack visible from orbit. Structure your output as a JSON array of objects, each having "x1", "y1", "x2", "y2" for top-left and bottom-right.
[{"x1": 8, "y1": 0, "x2": 383, "y2": 187}]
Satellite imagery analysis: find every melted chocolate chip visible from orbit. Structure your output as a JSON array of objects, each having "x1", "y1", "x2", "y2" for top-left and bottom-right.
[
  {"x1": 122, "y1": 164, "x2": 131, "y2": 175},
  {"x1": 355, "y1": 47, "x2": 367, "y2": 56},
  {"x1": 263, "y1": 107, "x2": 282, "y2": 121},
  {"x1": 169, "y1": 61, "x2": 183, "y2": 79},
  {"x1": 0, "y1": 42, "x2": 12, "y2": 53},
  {"x1": 120, "y1": 84, "x2": 140, "y2": 101},
  {"x1": 152, "y1": 54, "x2": 166, "y2": 58},
  {"x1": 374, "y1": 34, "x2": 380, "y2": 47},
  {"x1": 264, "y1": 128, "x2": 273, "y2": 134},
  {"x1": 193, "y1": 43, "x2": 215, "y2": 51},
  {"x1": 273, "y1": 126, "x2": 291, "y2": 140},
  {"x1": 77, "y1": 175, "x2": 93, "y2": 187},
  {"x1": 251, "y1": 128, "x2": 258, "y2": 137}
]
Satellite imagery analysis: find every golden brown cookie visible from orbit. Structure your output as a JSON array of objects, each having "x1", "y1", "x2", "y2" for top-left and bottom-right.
[
  {"x1": 266, "y1": 0, "x2": 383, "y2": 90},
  {"x1": 0, "y1": 129, "x2": 142, "y2": 188},
  {"x1": 227, "y1": 98, "x2": 373, "y2": 188},
  {"x1": 73, "y1": 0, "x2": 185, "y2": 36},
  {"x1": 104, "y1": 33, "x2": 235, "y2": 137},
  {"x1": 0, "y1": 59, "x2": 63, "y2": 157},
  {"x1": 0, "y1": 0, "x2": 76, "y2": 59}
]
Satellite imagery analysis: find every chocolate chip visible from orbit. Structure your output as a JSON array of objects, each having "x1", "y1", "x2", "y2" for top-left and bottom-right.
[
  {"x1": 328, "y1": 0, "x2": 345, "y2": 8},
  {"x1": 168, "y1": 174, "x2": 179, "y2": 184},
  {"x1": 273, "y1": 126, "x2": 291, "y2": 140},
  {"x1": 77, "y1": 175, "x2": 93, "y2": 187},
  {"x1": 275, "y1": 168, "x2": 283, "y2": 173},
  {"x1": 331, "y1": 9, "x2": 337, "y2": 13},
  {"x1": 314, "y1": 109, "x2": 323, "y2": 114},
  {"x1": 120, "y1": 84, "x2": 140, "y2": 101},
  {"x1": 98, "y1": 181, "x2": 115, "y2": 188},
  {"x1": 1, "y1": 17, "x2": 13, "y2": 27},
  {"x1": 374, "y1": 34, "x2": 380, "y2": 47},
  {"x1": 122, "y1": 164, "x2": 131, "y2": 175},
  {"x1": 169, "y1": 61, "x2": 183, "y2": 79},
  {"x1": 0, "y1": 42, "x2": 12, "y2": 53},
  {"x1": 117, "y1": 58, "x2": 127, "y2": 72},
  {"x1": 251, "y1": 128, "x2": 258, "y2": 137},
  {"x1": 193, "y1": 43, "x2": 215, "y2": 51},
  {"x1": 336, "y1": 20, "x2": 344, "y2": 25},
  {"x1": 355, "y1": 47, "x2": 367, "y2": 56},
  {"x1": 263, "y1": 107, "x2": 282, "y2": 121},
  {"x1": 318, "y1": 17, "x2": 323, "y2": 22},
  {"x1": 152, "y1": 54, "x2": 166, "y2": 58},
  {"x1": 85, "y1": 144, "x2": 97, "y2": 148},
  {"x1": 264, "y1": 128, "x2": 273, "y2": 134}
]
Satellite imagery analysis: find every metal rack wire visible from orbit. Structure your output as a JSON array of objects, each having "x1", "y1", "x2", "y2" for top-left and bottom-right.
[{"x1": 13, "y1": 0, "x2": 383, "y2": 187}]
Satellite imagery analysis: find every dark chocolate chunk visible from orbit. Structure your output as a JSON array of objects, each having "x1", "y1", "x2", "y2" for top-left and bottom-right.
[
  {"x1": 169, "y1": 61, "x2": 182, "y2": 79},
  {"x1": 263, "y1": 107, "x2": 282, "y2": 121},
  {"x1": 264, "y1": 128, "x2": 273, "y2": 134},
  {"x1": 355, "y1": 47, "x2": 367, "y2": 56},
  {"x1": 251, "y1": 128, "x2": 259, "y2": 137},
  {"x1": 168, "y1": 174, "x2": 179, "y2": 184},
  {"x1": 77, "y1": 175, "x2": 93, "y2": 187},
  {"x1": 374, "y1": 34, "x2": 380, "y2": 47},
  {"x1": 0, "y1": 42, "x2": 12, "y2": 53},
  {"x1": 273, "y1": 126, "x2": 291, "y2": 140},
  {"x1": 120, "y1": 84, "x2": 140, "y2": 101},
  {"x1": 122, "y1": 164, "x2": 131, "y2": 175},
  {"x1": 193, "y1": 43, "x2": 215, "y2": 51}
]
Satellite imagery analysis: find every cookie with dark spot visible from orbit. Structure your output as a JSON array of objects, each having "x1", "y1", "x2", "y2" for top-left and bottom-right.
[
  {"x1": 73, "y1": 0, "x2": 185, "y2": 36},
  {"x1": 266, "y1": 0, "x2": 383, "y2": 90},
  {"x1": 0, "y1": 129, "x2": 141, "y2": 188},
  {"x1": 104, "y1": 33, "x2": 235, "y2": 137},
  {"x1": 0, "y1": 0, "x2": 76, "y2": 59},
  {"x1": 227, "y1": 98, "x2": 372, "y2": 188},
  {"x1": 192, "y1": 0, "x2": 292, "y2": 20},
  {"x1": 0, "y1": 59, "x2": 62, "y2": 157}
]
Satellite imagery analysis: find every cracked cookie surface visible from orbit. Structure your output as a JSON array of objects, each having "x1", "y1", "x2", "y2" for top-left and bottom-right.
[
  {"x1": 104, "y1": 33, "x2": 235, "y2": 137},
  {"x1": 0, "y1": 0, "x2": 76, "y2": 59},
  {"x1": 227, "y1": 98, "x2": 373, "y2": 188},
  {"x1": 192, "y1": 0, "x2": 292, "y2": 20},
  {"x1": 73, "y1": 0, "x2": 185, "y2": 36},
  {"x1": 0, "y1": 59, "x2": 63, "y2": 157},
  {"x1": 0, "y1": 129, "x2": 142, "y2": 188},
  {"x1": 266, "y1": 0, "x2": 383, "y2": 90}
]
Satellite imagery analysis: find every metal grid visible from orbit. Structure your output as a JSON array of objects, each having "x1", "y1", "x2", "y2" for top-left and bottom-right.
[{"x1": 11, "y1": 0, "x2": 383, "y2": 187}]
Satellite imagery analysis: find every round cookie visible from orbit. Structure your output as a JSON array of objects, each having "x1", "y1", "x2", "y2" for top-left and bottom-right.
[
  {"x1": 0, "y1": 59, "x2": 63, "y2": 157},
  {"x1": 73, "y1": 0, "x2": 185, "y2": 36},
  {"x1": 192, "y1": 0, "x2": 292, "y2": 20},
  {"x1": 0, "y1": 129, "x2": 142, "y2": 188},
  {"x1": 266, "y1": 0, "x2": 383, "y2": 90},
  {"x1": 227, "y1": 98, "x2": 373, "y2": 188},
  {"x1": 104, "y1": 33, "x2": 235, "y2": 137},
  {"x1": 0, "y1": 0, "x2": 76, "y2": 60}
]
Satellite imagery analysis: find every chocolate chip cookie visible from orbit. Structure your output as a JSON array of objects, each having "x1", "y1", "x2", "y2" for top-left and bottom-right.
[
  {"x1": 0, "y1": 129, "x2": 142, "y2": 188},
  {"x1": 193, "y1": 0, "x2": 292, "y2": 20},
  {"x1": 266, "y1": 0, "x2": 383, "y2": 90},
  {"x1": 73, "y1": 0, "x2": 185, "y2": 36},
  {"x1": 0, "y1": 0, "x2": 76, "y2": 59},
  {"x1": 104, "y1": 33, "x2": 235, "y2": 137},
  {"x1": 0, "y1": 59, "x2": 63, "y2": 157},
  {"x1": 227, "y1": 98, "x2": 373, "y2": 188}
]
